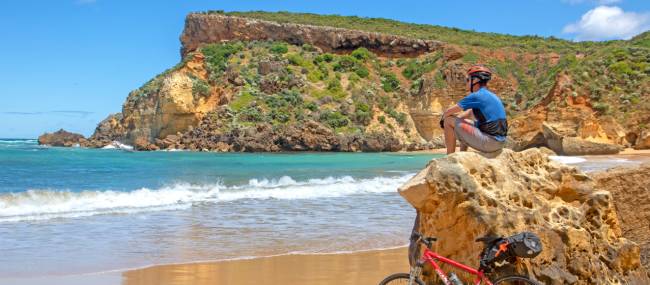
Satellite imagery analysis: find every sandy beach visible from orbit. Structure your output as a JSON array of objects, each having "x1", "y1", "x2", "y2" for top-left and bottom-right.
[{"x1": 123, "y1": 247, "x2": 410, "y2": 285}]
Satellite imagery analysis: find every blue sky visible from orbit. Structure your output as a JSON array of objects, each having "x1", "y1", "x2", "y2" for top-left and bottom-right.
[{"x1": 1, "y1": 0, "x2": 648, "y2": 138}]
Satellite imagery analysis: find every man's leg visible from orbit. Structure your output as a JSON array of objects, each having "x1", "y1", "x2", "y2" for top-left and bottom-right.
[
  {"x1": 459, "y1": 142, "x2": 468, "y2": 151},
  {"x1": 443, "y1": 116, "x2": 457, "y2": 154}
]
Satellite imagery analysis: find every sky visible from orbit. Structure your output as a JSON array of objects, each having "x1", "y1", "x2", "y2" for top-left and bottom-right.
[{"x1": 0, "y1": 0, "x2": 649, "y2": 138}]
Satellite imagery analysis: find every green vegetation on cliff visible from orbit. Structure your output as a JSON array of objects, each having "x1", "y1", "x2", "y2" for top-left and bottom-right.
[{"x1": 109, "y1": 11, "x2": 648, "y2": 152}]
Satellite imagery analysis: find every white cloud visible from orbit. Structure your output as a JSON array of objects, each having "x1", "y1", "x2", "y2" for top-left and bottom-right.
[
  {"x1": 563, "y1": 0, "x2": 622, "y2": 5},
  {"x1": 563, "y1": 6, "x2": 650, "y2": 41}
]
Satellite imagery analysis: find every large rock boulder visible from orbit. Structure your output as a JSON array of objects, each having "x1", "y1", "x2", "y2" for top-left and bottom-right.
[
  {"x1": 594, "y1": 163, "x2": 650, "y2": 270},
  {"x1": 542, "y1": 123, "x2": 622, "y2": 155},
  {"x1": 38, "y1": 129, "x2": 86, "y2": 147},
  {"x1": 634, "y1": 130, "x2": 650, "y2": 150},
  {"x1": 398, "y1": 149, "x2": 648, "y2": 284}
]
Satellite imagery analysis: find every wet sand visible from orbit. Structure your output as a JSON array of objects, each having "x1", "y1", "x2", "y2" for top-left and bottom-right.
[{"x1": 123, "y1": 247, "x2": 409, "y2": 285}]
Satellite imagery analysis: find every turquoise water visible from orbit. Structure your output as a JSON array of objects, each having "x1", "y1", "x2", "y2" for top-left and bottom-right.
[{"x1": 0, "y1": 139, "x2": 440, "y2": 278}]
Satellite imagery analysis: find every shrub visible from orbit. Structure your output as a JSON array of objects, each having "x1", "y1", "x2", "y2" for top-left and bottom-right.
[
  {"x1": 401, "y1": 59, "x2": 435, "y2": 80},
  {"x1": 354, "y1": 103, "x2": 372, "y2": 125},
  {"x1": 351, "y1": 47, "x2": 374, "y2": 61},
  {"x1": 305, "y1": 101, "x2": 318, "y2": 111},
  {"x1": 201, "y1": 42, "x2": 244, "y2": 81},
  {"x1": 381, "y1": 72, "x2": 400, "y2": 92},
  {"x1": 326, "y1": 77, "x2": 343, "y2": 92},
  {"x1": 320, "y1": 111, "x2": 350, "y2": 128},
  {"x1": 355, "y1": 65, "x2": 370, "y2": 78},
  {"x1": 191, "y1": 77, "x2": 210, "y2": 97},
  {"x1": 378, "y1": 115, "x2": 386, "y2": 124},
  {"x1": 333, "y1": 55, "x2": 359, "y2": 72},
  {"x1": 270, "y1": 108, "x2": 291, "y2": 123},
  {"x1": 270, "y1": 43, "x2": 289, "y2": 54},
  {"x1": 388, "y1": 109, "x2": 407, "y2": 125},
  {"x1": 609, "y1": 61, "x2": 634, "y2": 76},
  {"x1": 238, "y1": 106, "x2": 264, "y2": 122},
  {"x1": 280, "y1": 89, "x2": 303, "y2": 105},
  {"x1": 592, "y1": 102, "x2": 610, "y2": 113},
  {"x1": 230, "y1": 90, "x2": 256, "y2": 111},
  {"x1": 315, "y1": 53, "x2": 334, "y2": 63},
  {"x1": 307, "y1": 70, "x2": 325, "y2": 82},
  {"x1": 286, "y1": 53, "x2": 307, "y2": 66},
  {"x1": 301, "y1": 44, "x2": 316, "y2": 52}
]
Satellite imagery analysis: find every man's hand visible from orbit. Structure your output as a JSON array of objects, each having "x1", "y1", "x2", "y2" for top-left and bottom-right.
[{"x1": 440, "y1": 105, "x2": 463, "y2": 129}]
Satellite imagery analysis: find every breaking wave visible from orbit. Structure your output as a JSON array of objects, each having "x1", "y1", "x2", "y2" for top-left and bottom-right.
[
  {"x1": 549, "y1": 155, "x2": 587, "y2": 164},
  {"x1": 0, "y1": 174, "x2": 412, "y2": 222}
]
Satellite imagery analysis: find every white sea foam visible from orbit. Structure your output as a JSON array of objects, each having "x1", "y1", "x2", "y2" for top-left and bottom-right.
[
  {"x1": 0, "y1": 174, "x2": 412, "y2": 223},
  {"x1": 549, "y1": 155, "x2": 587, "y2": 164},
  {"x1": 101, "y1": 141, "x2": 134, "y2": 151},
  {"x1": 0, "y1": 139, "x2": 37, "y2": 145}
]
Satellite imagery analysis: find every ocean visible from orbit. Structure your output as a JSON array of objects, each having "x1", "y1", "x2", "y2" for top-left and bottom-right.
[{"x1": 0, "y1": 139, "x2": 440, "y2": 278}]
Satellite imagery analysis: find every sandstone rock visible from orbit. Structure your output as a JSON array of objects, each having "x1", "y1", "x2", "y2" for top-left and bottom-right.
[
  {"x1": 279, "y1": 120, "x2": 338, "y2": 151},
  {"x1": 543, "y1": 123, "x2": 622, "y2": 155},
  {"x1": 180, "y1": 14, "x2": 443, "y2": 58},
  {"x1": 634, "y1": 130, "x2": 650, "y2": 149},
  {"x1": 398, "y1": 149, "x2": 648, "y2": 284},
  {"x1": 38, "y1": 129, "x2": 85, "y2": 147},
  {"x1": 594, "y1": 163, "x2": 650, "y2": 270}
]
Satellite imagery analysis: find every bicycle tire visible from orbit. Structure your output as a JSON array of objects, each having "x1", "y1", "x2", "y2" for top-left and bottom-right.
[
  {"x1": 378, "y1": 273, "x2": 425, "y2": 285},
  {"x1": 492, "y1": 274, "x2": 540, "y2": 285}
]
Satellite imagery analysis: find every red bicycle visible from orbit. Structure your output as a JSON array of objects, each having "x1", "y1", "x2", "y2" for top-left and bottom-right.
[{"x1": 379, "y1": 232, "x2": 540, "y2": 285}]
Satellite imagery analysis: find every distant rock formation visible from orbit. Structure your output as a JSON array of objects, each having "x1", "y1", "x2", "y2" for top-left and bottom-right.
[
  {"x1": 38, "y1": 129, "x2": 85, "y2": 147},
  {"x1": 398, "y1": 149, "x2": 649, "y2": 284},
  {"x1": 180, "y1": 14, "x2": 443, "y2": 58},
  {"x1": 45, "y1": 12, "x2": 647, "y2": 152}
]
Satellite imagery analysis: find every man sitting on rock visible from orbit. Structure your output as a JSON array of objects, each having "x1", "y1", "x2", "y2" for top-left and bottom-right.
[{"x1": 440, "y1": 65, "x2": 508, "y2": 154}]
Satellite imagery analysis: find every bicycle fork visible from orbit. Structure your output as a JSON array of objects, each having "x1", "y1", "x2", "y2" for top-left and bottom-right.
[{"x1": 408, "y1": 265, "x2": 421, "y2": 285}]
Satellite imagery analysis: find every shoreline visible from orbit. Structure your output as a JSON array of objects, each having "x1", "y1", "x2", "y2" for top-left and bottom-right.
[
  {"x1": 0, "y1": 246, "x2": 410, "y2": 285},
  {"x1": 122, "y1": 246, "x2": 409, "y2": 285}
]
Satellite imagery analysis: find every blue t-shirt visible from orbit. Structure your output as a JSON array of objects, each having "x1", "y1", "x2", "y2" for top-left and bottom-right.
[{"x1": 457, "y1": 87, "x2": 507, "y2": 142}]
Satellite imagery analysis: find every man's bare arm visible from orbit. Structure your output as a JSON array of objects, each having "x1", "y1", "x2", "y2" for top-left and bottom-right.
[{"x1": 442, "y1": 105, "x2": 463, "y2": 119}]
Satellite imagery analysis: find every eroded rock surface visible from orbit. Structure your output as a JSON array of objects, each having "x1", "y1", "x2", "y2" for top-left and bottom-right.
[
  {"x1": 594, "y1": 163, "x2": 650, "y2": 270},
  {"x1": 180, "y1": 14, "x2": 443, "y2": 58},
  {"x1": 398, "y1": 149, "x2": 649, "y2": 284}
]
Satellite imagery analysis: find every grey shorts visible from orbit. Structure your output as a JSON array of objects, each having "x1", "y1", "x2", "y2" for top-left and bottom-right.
[{"x1": 454, "y1": 118, "x2": 505, "y2": 153}]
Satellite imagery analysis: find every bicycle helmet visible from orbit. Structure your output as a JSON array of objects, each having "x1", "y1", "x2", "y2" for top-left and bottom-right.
[{"x1": 467, "y1": 64, "x2": 492, "y2": 92}]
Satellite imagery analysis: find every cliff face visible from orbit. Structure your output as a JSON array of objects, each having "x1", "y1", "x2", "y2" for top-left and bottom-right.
[
  {"x1": 54, "y1": 13, "x2": 648, "y2": 152},
  {"x1": 399, "y1": 149, "x2": 649, "y2": 284},
  {"x1": 180, "y1": 13, "x2": 443, "y2": 58}
]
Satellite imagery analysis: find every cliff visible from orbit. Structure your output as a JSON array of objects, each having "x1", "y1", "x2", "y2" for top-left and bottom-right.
[
  {"x1": 399, "y1": 149, "x2": 649, "y2": 284},
  {"x1": 180, "y1": 13, "x2": 443, "y2": 58},
  {"x1": 46, "y1": 12, "x2": 649, "y2": 152}
]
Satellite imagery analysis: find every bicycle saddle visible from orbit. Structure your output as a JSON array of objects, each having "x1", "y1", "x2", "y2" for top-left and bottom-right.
[{"x1": 475, "y1": 235, "x2": 501, "y2": 246}]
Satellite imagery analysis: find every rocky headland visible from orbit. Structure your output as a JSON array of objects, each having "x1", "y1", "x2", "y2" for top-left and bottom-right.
[
  {"x1": 40, "y1": 12, "x2": 649, "y2": 152},
  {"x1": 399, "y1": 148, "x2": 650, "y2": 284}
]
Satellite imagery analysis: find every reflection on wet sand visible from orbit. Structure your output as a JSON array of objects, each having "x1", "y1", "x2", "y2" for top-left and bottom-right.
[{"x1": 123, "y1": 247, "x2": 408, "y2": 285}]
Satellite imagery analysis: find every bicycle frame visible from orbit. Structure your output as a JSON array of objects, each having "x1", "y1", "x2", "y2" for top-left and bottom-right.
[{"x1": 419, "y1": 246, "x2": 492, "y2": 285}]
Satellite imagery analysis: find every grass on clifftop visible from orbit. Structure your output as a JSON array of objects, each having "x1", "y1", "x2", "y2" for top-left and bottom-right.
[{"x1": 206, "y1": 10, "x2": 623, "y2": 53}]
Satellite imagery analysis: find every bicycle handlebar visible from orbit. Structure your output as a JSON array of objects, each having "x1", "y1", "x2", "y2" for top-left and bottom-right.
[{"x1": 412, "y1": 232, "x2": 437, "y2": 249}]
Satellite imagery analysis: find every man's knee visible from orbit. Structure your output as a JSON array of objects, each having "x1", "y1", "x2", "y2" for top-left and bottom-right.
[{"x1": 443, "y1": 116, "x2": 456, "y2": 129}]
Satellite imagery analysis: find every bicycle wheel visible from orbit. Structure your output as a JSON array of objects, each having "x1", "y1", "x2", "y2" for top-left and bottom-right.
[
  {"x1": 378, "y1": 273, "x2": 425, "y2": 285},
  {"x1": 492, "y1": 274, "x2": 540, "y2": 285}
]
